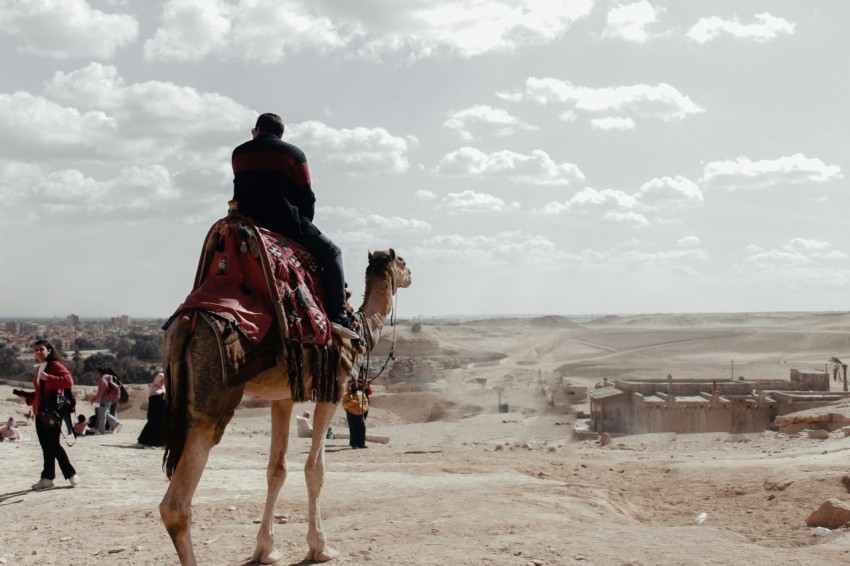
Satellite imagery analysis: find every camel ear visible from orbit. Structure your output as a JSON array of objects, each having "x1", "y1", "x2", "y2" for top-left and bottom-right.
[
  {"x1": 368, "y1": 250, "x2": 374, "y2": 262},
  {"x1": 389, "y1": 248, "x2": 396, "y2": 260}
]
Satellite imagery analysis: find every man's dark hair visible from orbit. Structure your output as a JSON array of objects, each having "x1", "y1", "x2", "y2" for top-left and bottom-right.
[{"x1": 255, "y1": 113, "x2": 285, "y2": 137}]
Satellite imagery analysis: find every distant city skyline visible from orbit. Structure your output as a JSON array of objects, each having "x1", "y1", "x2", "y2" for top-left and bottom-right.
[{"x1": 1, "y1": 1, "x2": 848, "y2": 319}]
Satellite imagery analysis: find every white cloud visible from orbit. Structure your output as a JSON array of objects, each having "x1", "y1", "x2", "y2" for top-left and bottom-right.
[
  {"x1": 443, "y1": 105, "x2": 535, "y2": 140},
  {"x1": 787, "y1": 238, "x2": 830, "y2": 252},
  {"x1": 602, "y1": 0, "x2": 661, "y2": 43},
  {"x1": 415, "y1": 190, "x2": 437, "y2": 201},
  {"x1": 541, "y1": 175, "x2": 702, "y2": 225},
  {"x1": 24, "y1": 165, "x2": 177, "y2": 215},
  {"x1": 287, "y1": 121, "x2": 412, "y2": 175},
  {"x1": 688, "y1": 12, "x2": 795, "y2": 44},
  {"x1": 355, "y1": 0, "x2": 595, "y2": 59},
  {"x1": 419, "y1": 231, "x2": 565, "y2": 266},
  {"x1": 144, "y1": 0, "x2": 348, "y2": 63},
  {"x1": 352, "y1": 214, "x2": 431, "y2": 231},
  {"x1": 677, "y1": 235, "x2": 701, "y2": 247},
  {"x1": 542, "y1": 186, "x2": 648, "y2": 226},
  {"x1": 500, "y1": 78, "x2": 703, "y2": 124},
  {"x1": 604, "y1": 211, "x2": 650, "y2": 226},
  {"x1": 702, "y1": 153, "x2": 842, "y2": 190},
  {"x1": 618, "y1": 248, "x2": 708, "y2": 263},
  {"x1": 0, "y1": 63, "x2": 414, "y2": 230},
  {"x1": 0, "y1": 91, "x2": 114, "y2": 160},
  {"x1": 435, "y1": 147, "x2": 584, "y2": 185},
  {"x1": 440, "y1": 190, "x2": 518, "y2": 213},
  {"x1": 743, "y1": 238, "x2": 847, "y2": 265},
  {"x1": 590, "y1": 116, "x2": 636, "y2": 131},
  {"x1": 43, "y1": 64, "x2": 253, "y2": 153},
  {"x1": 144, "y1": 0, "x2": 594, "y2": 63},
  {"x1": 637, "y1": 175, "x2": 703, "y2": 208},
  {"x1": 0, "y1": 0, "x2": 138, "y2": 59}
]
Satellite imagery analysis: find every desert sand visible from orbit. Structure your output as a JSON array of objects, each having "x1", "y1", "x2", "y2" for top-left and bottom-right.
[{"x1": 3, "y1": 311, "x2": 850, "y2": 565}]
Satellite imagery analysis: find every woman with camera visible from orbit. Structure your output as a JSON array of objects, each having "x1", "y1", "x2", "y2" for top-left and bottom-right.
[{"x1": 27, "y1": 340, "x2": 78, "y2": 490}]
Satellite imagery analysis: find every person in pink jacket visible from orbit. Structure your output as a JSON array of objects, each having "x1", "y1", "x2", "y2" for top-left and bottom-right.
[
  {"x1": 91, "y1": 368, "x2": 123, "y2": 434},
  {"x1": 28, "y1": 340, "x2": 78, "y2": 490}
]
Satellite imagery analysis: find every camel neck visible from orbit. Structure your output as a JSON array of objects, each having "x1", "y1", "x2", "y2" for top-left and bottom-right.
[{"x1": 358, "y1": 276, "x2": 394, "y2": 350}]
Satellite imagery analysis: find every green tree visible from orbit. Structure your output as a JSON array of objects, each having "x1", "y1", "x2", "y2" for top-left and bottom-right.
[
  {"x1": 130, "y1": 334, "x2": 162, "y2": 362},
  {"x1": 0, "y1": 345, "x2": 27, "y2": 378},
  {"x1": 74, "y1": 337, "x2": 99, "y2": 349}
]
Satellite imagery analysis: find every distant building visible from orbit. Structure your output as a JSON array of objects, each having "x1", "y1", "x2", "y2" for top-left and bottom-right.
[{"x1": 586, "y1": 369, "x2": 848, "y2": 436}]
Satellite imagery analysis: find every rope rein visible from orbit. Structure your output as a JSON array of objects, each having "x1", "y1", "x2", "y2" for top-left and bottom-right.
[{"x1": 360, "y1": 273, "x2": 399, "y2": 384}]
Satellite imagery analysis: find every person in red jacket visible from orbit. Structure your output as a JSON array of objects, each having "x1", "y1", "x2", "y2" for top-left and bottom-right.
[{"x1": 28, "y1": 340, "x2": 78, "y2": 490}]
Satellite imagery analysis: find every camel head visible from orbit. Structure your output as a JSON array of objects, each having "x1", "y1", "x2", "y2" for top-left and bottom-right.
[{"x1": 367, "y1": 248, "x2": 411, "y2": 293}]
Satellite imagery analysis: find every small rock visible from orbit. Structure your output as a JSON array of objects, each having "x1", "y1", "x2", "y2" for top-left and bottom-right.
[
  {"x1": 806, "y1": 499, "x2": 850, "y2": 529},
  {"x1": 226, "y1": 505, "x2": 238, "y2": 511},
  {"x1": 808, "y1": 429, "x2": 830, "y2": 440}
]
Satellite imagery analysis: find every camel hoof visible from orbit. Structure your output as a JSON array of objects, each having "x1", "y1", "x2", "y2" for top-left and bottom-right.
[
  {"x1": 306, "y1": 545, "x2": 339, "y2": 562},
  {"x1": 254, "y1": 547, "x2": 284, "y2": 564}
]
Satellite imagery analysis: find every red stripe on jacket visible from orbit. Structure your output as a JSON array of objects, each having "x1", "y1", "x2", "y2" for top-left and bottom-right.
[{"x1": 232, "y1": 151, "x2": 311, "y2": 185}]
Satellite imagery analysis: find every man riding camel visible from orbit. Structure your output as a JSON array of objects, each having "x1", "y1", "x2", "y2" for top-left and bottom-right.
[{"x1": 231, "y1": 112, "x2": 358, "y2": 340}]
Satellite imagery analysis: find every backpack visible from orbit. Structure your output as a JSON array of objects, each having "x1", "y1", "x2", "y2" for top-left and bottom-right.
[
  {"x1": 106, "y1": 379, "x2": 121, "y2": 402},
  {"x1": 63, "y1": 387, "x2": 76, "y2": 414},
  {"x1": 114, "y1": 377, "x2": 129, "y2": 404}
]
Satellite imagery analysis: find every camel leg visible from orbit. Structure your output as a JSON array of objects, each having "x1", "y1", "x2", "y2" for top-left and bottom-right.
[
  {"x1": 160, "y1": 425, "x2": 217, "y2": 566},
  {"x1": 252, "y1": 399, "x2": 294, "y2": 564},
  {"x1": 304, "y1": 401, "x2": 340, "y2": 562}
]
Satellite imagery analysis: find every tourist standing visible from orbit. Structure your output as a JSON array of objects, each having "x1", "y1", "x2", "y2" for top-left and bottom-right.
[
  {"x1": 92, "y1": 368, "x2": 122, "y2": 434},
  {"x1": 342, "y1": 380, "x2": 368, "y2": 449},
  {"x1": 28, "y1": 340, "x2": 78, "y2": 490},
  {"x1": 137, "y1": 372, "x2": 166, "y2": 447}
]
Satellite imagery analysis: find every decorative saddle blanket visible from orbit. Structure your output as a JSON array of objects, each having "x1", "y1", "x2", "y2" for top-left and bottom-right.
[
  {"x1": 167, "y1": 214, "x2": 345, "y2": 401},
  {"x1": 177, "y1": 215, "x2": 334, "y2": 348}
]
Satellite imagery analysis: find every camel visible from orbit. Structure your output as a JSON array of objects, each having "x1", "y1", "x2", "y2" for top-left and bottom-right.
[{"x1": 159, "y1": 248, "x2": 411, "y2": 565}]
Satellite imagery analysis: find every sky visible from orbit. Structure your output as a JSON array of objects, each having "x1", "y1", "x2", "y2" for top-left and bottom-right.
[{"x1": 1, "y1": 0, "x2": 848, "y2": 319}]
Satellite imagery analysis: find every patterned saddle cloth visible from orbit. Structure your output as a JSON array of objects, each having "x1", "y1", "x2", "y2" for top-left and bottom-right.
[
  {"x1": 176, "y1": 214, "x2": 334, "y2": 349},
  {"x1": 166, "y1": 214, "x2": 349, "y2": 401}
]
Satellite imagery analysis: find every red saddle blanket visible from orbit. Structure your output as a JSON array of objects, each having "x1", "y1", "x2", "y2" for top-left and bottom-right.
[{"x1": 176, "y1": 216, "x2": 334, "y2": 348}]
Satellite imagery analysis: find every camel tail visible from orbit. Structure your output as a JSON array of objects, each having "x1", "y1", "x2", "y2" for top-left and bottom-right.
[{"x1": 162, "y1": 316, "x2": 192, "y2": 480}]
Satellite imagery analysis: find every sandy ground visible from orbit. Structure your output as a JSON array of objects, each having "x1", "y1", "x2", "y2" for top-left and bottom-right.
[{"x1": 4, "y1": 312, "x2": 850, "y2": 565}]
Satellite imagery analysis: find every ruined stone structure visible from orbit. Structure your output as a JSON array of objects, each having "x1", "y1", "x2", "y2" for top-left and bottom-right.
[{"x1": 587, "y1": 369, "x2": 850, "y2": 435}]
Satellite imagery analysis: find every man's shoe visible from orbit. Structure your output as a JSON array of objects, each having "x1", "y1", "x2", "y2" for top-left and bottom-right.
[
  {"x1": 331, "y1": 322, "x2": 359, "y2": 340},
  {"x1": 69, "y1": 475, "x2": 79, "y2": 487},
  {"x1": 32, "y1": 478, "x2": 54, "y2": 491}
]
